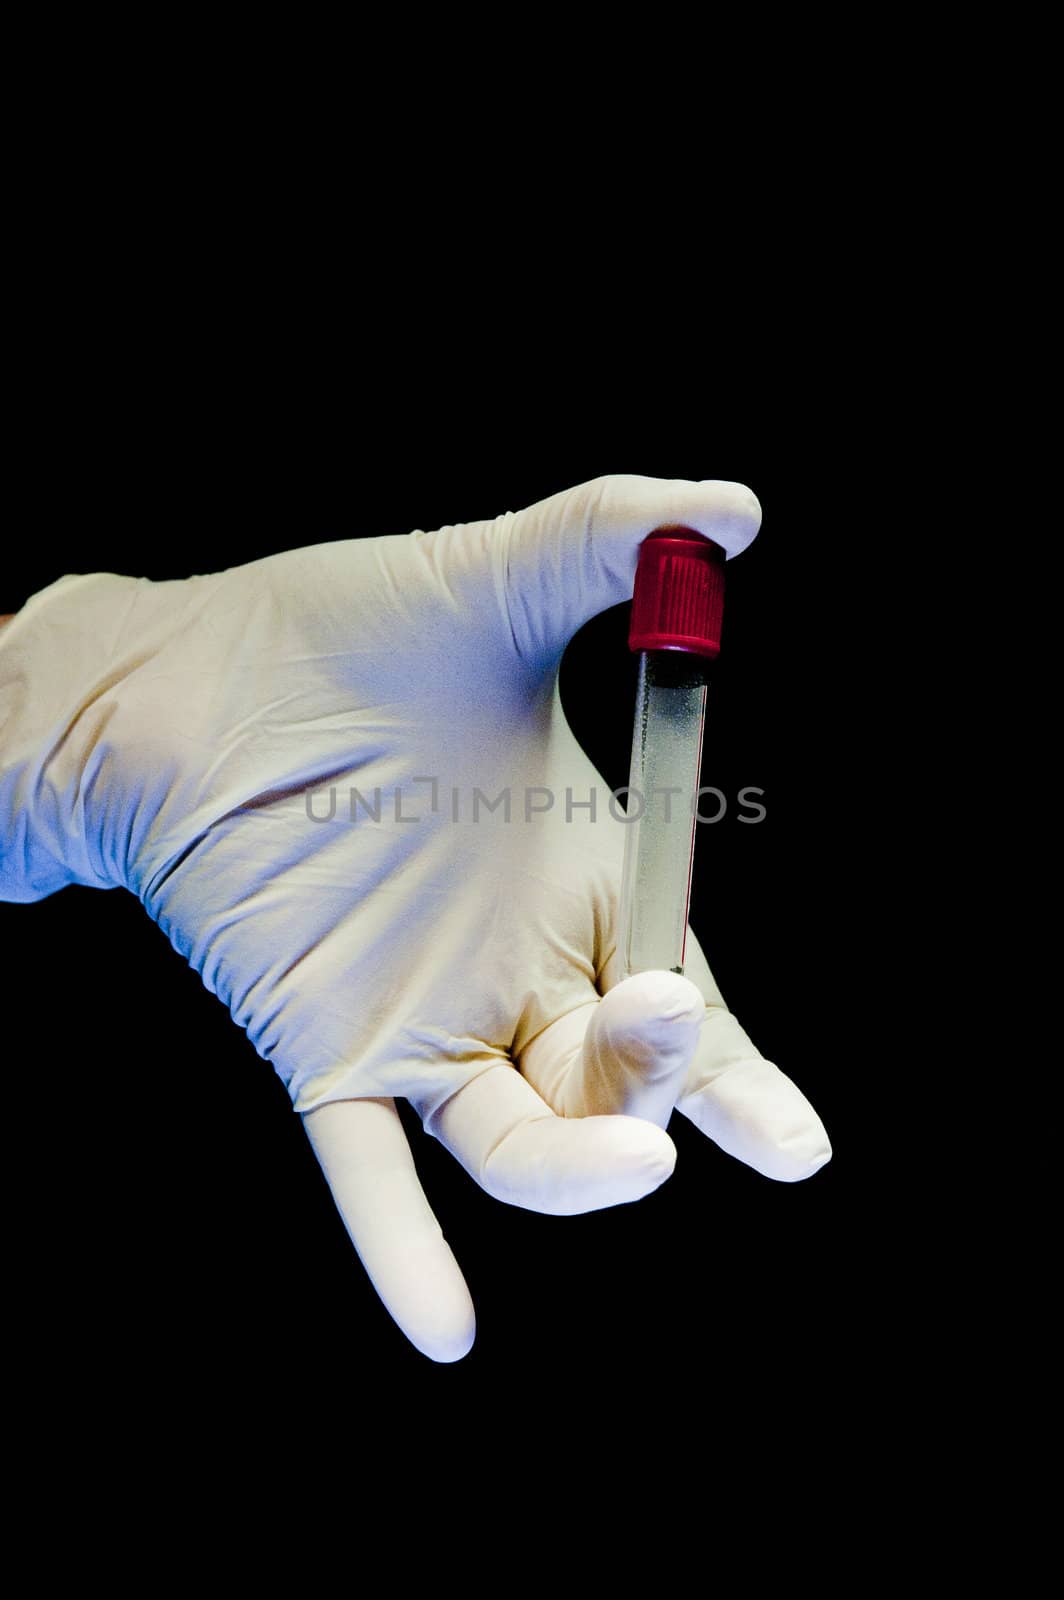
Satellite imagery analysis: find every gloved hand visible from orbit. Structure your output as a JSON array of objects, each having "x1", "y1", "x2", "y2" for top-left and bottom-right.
[{"x1": 0, "y1": 474, "x2": 830, "y2": 1360}]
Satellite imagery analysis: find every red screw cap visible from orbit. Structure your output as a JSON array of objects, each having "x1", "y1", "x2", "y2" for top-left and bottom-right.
[{"x1": 628, "y1": 526, "x2": 726, "y2": 659}]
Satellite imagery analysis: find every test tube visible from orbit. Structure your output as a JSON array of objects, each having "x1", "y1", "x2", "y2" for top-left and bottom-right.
[{"x1": 616, "y1": 527, "x2": 726, "y2": 977}]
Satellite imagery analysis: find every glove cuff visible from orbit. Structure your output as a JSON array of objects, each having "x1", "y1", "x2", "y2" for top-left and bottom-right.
[{"x1": 0, "y1": 573, "x2": 141, "y2": 901}]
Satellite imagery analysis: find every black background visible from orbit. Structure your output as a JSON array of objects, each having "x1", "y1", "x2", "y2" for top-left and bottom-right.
[{"x1": 3, "y1": 277, "x2": 926, "y2": 1454}]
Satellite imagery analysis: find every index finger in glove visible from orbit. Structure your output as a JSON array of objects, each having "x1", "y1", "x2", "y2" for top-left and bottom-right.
[{"x1": 497, "y1": 473, "x2": 762, "y2": 665}]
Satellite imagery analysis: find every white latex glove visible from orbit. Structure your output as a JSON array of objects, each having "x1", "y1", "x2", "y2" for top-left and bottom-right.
[{"x1": 0, "y1": 474, "x2": 830, "y2": 1360}]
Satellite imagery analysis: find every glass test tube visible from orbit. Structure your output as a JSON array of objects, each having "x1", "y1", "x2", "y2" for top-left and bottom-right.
[
  {"x1": 616, "y1": 527, "x2": 726, "y2": 979},
  {"x1": 617, "y1": 651, "x2": 709, "y2": 975}
]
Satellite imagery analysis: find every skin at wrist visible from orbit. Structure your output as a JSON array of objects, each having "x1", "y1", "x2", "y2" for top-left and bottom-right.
[{"x1": 0, "y1": 615, "x2": 14, "y2": 627}]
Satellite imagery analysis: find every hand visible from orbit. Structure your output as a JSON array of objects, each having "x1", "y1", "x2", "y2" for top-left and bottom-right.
[{"x1": 0, "y1": 474, "x2": 830, "y2": 1360}]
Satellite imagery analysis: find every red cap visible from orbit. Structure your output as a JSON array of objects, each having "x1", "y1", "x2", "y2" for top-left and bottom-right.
[{"x1": 628, "y1": 526, "x2": 726, "y2": 659}]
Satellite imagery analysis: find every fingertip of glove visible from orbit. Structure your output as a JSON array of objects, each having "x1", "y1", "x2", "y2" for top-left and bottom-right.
[
  {"x1": 774, "y1": 1131, "x2": 833, "y2": 1183},
  {"x1": 417, "y1": 1311, "x2": 477, "y2": 1365},
  {"x1": 590, "y1": 972, "x2": 705, "y2": 1075},
  {"x1": 609, "y1": 1115, "x2": 678, "y2": 1192},
  {"x1": 747, "y1": 1119, "x2": 832, "y2": 1183},
  {"x1": 700, "y1": 479, "x2": 762, "y2": 557},
  {"x1": 598, "y1": 971, "x2": 704, "y2": 1024}
]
